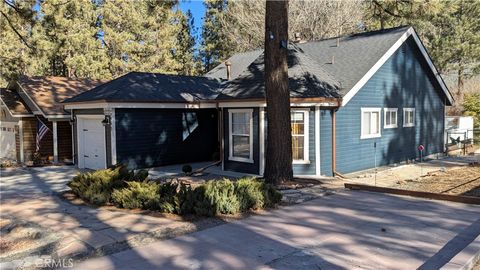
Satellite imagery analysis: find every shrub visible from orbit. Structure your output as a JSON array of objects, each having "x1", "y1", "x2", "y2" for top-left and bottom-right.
[
  {"x1": 194, "y1": 180, "x2": 240, "y2": 216},
  {"x1": 67, "y1": 165, "x2": 148, "y2": 205},
  {"x1": 111, "y1": 181, "x2": 160, "y2": 209},
  {"x1": 235, "y1": 177, "x2": 266, "y2": 211}
]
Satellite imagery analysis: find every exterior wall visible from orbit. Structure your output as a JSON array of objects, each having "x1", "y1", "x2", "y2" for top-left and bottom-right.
[
  {"x1": 57, "y1": 120, "x2": 73, "y2": 162},
  {"x1": 335, "y1": 37, "x2": 446, "y2": 174},
  {"x1": 223, "y1": 108, "x2": 260, "y2": 175},
  {"x1": 319, "y1": 109, "x2": 333, "y2": 176},
  {"x1": 21, "y1": 117, "x2": 37, "y2": 162},
  {"x1": 115, "y1": 108, "x2": 218, "y2": 169}
]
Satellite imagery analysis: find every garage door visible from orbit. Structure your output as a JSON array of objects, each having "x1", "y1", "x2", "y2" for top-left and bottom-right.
[
  {"x1": 77, "y1": 116, "x2": 106, "y2": 170},
  {"x1": 0, "y1": 122, "x2": 17, "y2": 160}
]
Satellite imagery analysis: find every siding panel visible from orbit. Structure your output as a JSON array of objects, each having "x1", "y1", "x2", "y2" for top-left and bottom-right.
[
  {"x1": 336, "y1": 37, "x2": 445, "y2": 173},
  {"x1": 116, "y1": 108, "x2": 218, "y2": 169},
  {"x1": 320, "y1": 109, "x2": 333, "y2": 176}
]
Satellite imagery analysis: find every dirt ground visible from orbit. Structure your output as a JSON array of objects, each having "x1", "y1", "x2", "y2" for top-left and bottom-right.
[
  {"x1": 392, "y1": 166, "x2": 480, "y2": 197},
  {"x1": 347, "y1": 156, "x2": 480, "y2": 197}
]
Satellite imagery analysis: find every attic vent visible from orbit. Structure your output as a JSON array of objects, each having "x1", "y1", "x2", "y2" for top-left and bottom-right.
[
  {"x1": 336, "y1": 38, "x2": 340, "y2": 47},
  {"x1": 331, "y1": 55, "x2": 335, "y2": 64},
  {"x1": 225, "y1": 60, "x2": 232, "y2": 80}
]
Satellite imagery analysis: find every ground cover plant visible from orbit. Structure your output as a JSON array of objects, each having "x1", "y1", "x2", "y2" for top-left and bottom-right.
[{"x1": 68, "y1": 165, "x2": 282, "y2": 216}]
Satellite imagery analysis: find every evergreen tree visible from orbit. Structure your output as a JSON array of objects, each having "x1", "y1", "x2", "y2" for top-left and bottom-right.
[
  {"x1": 200, "y1": 0, "x2": 231, "y2": 72},
  {"x1": 100, "y1": 0, "x2": 180, "y2": 77},
  {"x1": 0, "y1": 0, "x2": 37, "y2": 85},
  {"x1": 32, "y1": 0, "x2": 109, "y2": 78},
  {"x1": 174, "y1": 9, "x2": 198, "y2": 75}
]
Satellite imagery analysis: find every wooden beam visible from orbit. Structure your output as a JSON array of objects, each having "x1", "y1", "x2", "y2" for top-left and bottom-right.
[
  {"x1": 52, "y1": 120, "x2": 58, "y2": 164},
  {"x1": 344, "y1": 183, "x2": 480, "y2": 205}
]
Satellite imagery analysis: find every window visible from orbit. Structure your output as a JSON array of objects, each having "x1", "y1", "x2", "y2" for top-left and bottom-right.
[
  {"x1": 229, "y1": 109, "x2": 253, "y2": 163},
  {"x1": 291, "y1": 110, "x2": 309, "y2": 164},
  {"x1": 361, "y1": 108, "x2": 381, "y2": 139},
  {"x1": 403, "y1": 108, "x2": 415, "y2": 127},
  {"x1": 384, "y1": 108, "x2": 398, "y2": 128}
]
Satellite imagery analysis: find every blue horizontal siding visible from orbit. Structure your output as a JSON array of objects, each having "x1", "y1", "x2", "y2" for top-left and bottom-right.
[
  {"x1": 116, "y1": 108, "x2": 218, "y2": 169},
  {"x1": 320, "y1": 109, "x2": 333, "y2": 176},
  {"x1": 335, "y1": 37, "x2": 445, "y2": 173}
]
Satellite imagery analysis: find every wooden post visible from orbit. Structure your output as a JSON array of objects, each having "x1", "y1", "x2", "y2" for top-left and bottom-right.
[
  {"x1": 53, "y1": 120, "x2": 58, "y2": 164},
  {"x1": 19, "y1": 119, "x2": 24, "y2": 163}
]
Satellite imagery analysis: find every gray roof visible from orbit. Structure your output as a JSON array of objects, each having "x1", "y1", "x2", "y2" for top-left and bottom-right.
[
  {"x1": 64, "y1": 72, "x2": 222, "y2": 103},
  {"x1": 215, "y1": 26, "x2": 411, "y2": 100},
  {"x1": 216, "y1": 44, "x2": 342, "y2": 100},
  {"x1": 205, "y1": 50, "x2": 263, "y2": 81}
]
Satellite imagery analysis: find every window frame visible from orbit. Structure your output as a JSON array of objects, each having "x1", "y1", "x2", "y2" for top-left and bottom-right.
[
  {"x1": 383, "y1": 108, "x2": 398, "y2": 129},
  {"x1": 291, "y1": 109, "x2": 310, "y2": 164},
  {"x1": 360, "y1": 107, "x2": 382, "y2": 139},
  {"x1": 403, "y1": 108, "x2": 415, "y2": 127},
  {"x1": 228, "y1": 109, "x2": 254, "y2": 163}
]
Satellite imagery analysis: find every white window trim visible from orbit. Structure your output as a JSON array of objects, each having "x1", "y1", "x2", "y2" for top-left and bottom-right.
[
  {"x1": 403, "y1": 108, "x2": 415, "y2": 127},
  {"x1": 228, "y1": 109, "x2": 254, "y2": 163},
  {"x1": 360, "y1": 107, "x2": 382, "y2": 139},
  {"x1": 384, "y1": 108, "x2": 398, "y2": 129},
  {"x1": 291, "y1": 109, "x2": 310, "y2": 164}
]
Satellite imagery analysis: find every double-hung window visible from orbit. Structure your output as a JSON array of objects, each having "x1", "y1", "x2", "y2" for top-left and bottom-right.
[
  {"x1": 229, "y1": 109, "x2": 253, "y2": 163},
  {"x1": 403, "y1": 108, "x2": 415, "y2": 127},
  {"x1": 384, "y1": 108, "x2": 398, "y2": 129},
  {"x1": 361, "y1": 108, "x2": 381, "y2": 139},
  {"x1": 291, "y1": 110, "x2": 309, "y2": 164}
]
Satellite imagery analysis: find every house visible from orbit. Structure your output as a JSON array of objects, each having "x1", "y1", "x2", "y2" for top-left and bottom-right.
[
  {"x1": 63, "y1": 26, "x2": 453, "y2": 176},
  {"x1": 0, "y1": 76, "x2": 104, "y2": 164}
]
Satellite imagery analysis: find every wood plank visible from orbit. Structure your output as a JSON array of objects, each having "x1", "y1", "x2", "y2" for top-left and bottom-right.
[{"x1": 344, "y1": 183, "x2": 480, "y2": 205}]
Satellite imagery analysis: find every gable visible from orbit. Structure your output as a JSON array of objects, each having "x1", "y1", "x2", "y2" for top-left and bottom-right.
[{"x1": 342, "y1": 27, "x2": 453, "y2": 106}]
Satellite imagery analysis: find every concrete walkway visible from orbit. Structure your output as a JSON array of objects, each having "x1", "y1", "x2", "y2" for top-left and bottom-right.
[{"x1": 72, "y1": 191, "x2": 480, "y2": 270}]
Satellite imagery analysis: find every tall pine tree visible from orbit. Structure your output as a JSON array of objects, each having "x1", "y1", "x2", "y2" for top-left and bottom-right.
[{"x1": 200, "y1": 0, "x2": 231, "y2": 72}]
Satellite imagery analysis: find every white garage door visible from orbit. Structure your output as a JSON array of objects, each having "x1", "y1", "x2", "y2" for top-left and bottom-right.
[
  {"x1": 77, "y1": 116, "x2": 106, "y2": 170},
  {"x1": 0, "y1": 122, "x2": 17, "y2": 160}
]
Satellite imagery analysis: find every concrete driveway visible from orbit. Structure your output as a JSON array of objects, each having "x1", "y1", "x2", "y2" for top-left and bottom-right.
[
  {"x1": 72, "y1": 190, "x2": 480, "y2": 270},
  {"x1": 0, "y1": 166, "x2": 79, "y2": 198}
]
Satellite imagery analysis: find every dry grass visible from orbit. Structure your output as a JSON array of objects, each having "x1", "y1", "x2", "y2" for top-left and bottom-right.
[{"x1": 393, "y1": 166, "x2": 480, "y2": 197}]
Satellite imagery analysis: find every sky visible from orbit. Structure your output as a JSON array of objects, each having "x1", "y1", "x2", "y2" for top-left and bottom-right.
[{"x1": 179, "y1": 0, "x2": 206, "y2": 45}]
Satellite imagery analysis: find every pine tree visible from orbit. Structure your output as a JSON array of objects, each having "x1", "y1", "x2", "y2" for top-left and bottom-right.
[
  {"x1": 174, "y1": 9, "x2": 198, "y2": 76},
  {"x1": 100, "y1": 0, "x2": 180, "y2": 77},
  {"x1": 32, "y1": 0, "x2": 109, "y2": 78},
  {"x1": 0, "y1": 0, "x2": 37, "y2": 85},
  {"x1": 200, "y1": 0, "x2": 231, "y2": 72}
]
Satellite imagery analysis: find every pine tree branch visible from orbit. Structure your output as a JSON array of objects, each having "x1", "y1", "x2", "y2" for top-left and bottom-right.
[
  {"x1": 0, "y1": 10, "x2": 33, "y2": 49},
  {"x1": 372, "y1": 0, "x2": 402, "y2": 18}
]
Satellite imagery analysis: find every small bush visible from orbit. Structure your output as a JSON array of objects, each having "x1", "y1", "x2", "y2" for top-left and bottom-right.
[
  {"x1": 112, "y1": 181, "x2": 160, "y2": 209},
  {"x1": 235, "y1": 177, "x2": 266, "y2": 211},
  {"x1": 68, "y1": 165, "x2": 148, "y2": 205},
  {"x1": 69, "y1": 166, "x2": 282, "y2": 216},
  {"x1": 182, "y1": 165, "x2": 193, "y2": 175}
]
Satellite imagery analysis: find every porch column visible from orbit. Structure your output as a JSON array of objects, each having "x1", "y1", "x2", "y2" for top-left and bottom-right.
[
  {"x1": 19, "y1": 120, "x2": 24, "y2": 163},
  {"x1": 53, "y1": 120, "x2": 58, "y2": 163}
]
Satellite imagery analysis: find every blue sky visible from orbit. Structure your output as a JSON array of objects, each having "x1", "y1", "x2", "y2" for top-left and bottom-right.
[{"x1": 179, "y1": 0, "x2": 206, "y2": 45}]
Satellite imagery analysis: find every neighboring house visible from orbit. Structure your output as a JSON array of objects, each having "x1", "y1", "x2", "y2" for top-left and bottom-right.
[
  {"x1": 0, "y1": 76, "x2": 104, "y2": 164},
  {"x1": 63, "y1": 26, "x2": 453, "y2": 176}
]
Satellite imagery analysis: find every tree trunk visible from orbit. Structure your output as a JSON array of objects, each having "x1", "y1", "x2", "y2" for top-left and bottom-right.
[{"x1": 264, "y1": 0, "x2": 293, "y2": 185}]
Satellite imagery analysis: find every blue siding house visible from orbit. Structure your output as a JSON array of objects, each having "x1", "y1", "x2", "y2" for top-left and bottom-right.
[{"x1": 64, "y1": 26, "x2": 453, "y2": 177}]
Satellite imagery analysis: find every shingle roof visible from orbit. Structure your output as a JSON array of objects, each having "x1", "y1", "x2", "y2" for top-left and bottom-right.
[
  {"x1": 64, "y1": 72, "x2": 222, "y2": 104},
  {"x1": 205, "y1": 50, "x2": 263, "y2": 81},
  {"x1": 0, "y1": 88, "x2": 32, "y2": 116},
  {"x1": 217, "y1": 44, "x2": 341, "y2": 100},
  {"x1": 214, "y1": 26, "x2": 411, "y2": 100},
  {"x1": 17, "y1": 76, "x2": 106, "y2": 115}
]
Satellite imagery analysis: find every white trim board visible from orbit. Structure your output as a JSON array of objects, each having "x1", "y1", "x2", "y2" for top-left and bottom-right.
[
  {"x1": 342, "y1": 27, "x2": 453, "y2": 106},
  {"x1": 315, "y1": 106, "x2": 321, "y2": 176}
]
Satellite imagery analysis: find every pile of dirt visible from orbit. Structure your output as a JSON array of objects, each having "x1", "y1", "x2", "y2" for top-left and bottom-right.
[{"x1": 392, "y1": 166, "x2": 480, "y2": 197}]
